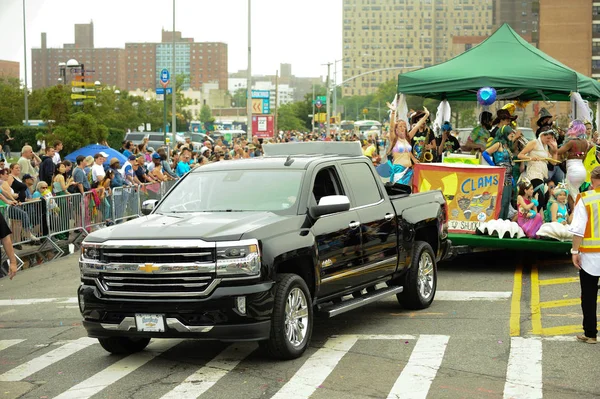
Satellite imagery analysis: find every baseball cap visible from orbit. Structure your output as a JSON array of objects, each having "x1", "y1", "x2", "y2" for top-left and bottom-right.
[
  {"x1": 23, "y1": 174, "x2": 33, "y2": 180},
  {"x1": 109, "y1": 157, "x2": 120, "y2": 166},
  {"x1": 200, "y1": 146, "x2": 209, "y2": 154},
  {"x1": 128, "y1": 155, "x2": 137, "y2": 161},
  {"x1": 147, "y1": 147, "x2": 155, "y2": 152},
  {"x1": 151, "y1": 153, "x2": 161, "y2": 159},
  {"x1": 441, "y1": 122, "x2": 453, "y2": 131},
  {"x1": 94, "y1": 151, "x2": 109, "y2": 159}
]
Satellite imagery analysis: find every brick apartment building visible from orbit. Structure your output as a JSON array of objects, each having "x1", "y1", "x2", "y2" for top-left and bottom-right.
[
  {"x1": 0, "y1": 60, "x2": 19, "y2": 80},
  {"x1": 31, "y1": 23, "x2": 227, "y2": 92}
]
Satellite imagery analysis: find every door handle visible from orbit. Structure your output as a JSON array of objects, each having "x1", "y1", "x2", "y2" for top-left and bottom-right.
[
  {"x1": 384, "y1": 213, "x2": 395, "y2": 221},
  {"x1": 349, "y1": 221, "x2": 360, "y2": 229}
]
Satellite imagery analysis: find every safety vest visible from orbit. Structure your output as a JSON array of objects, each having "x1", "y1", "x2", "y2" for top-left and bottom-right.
[
  {"x1": 579, "y1": 188, "x2": 600, "y2": 252},
  {"x1": 583, "y1": 147, "x2": 599, "y2": 183}
]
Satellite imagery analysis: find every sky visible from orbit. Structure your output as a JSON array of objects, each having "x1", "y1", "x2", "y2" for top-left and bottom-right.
[{"x1": 0, "y1": 0, "x2": 343, "y2": 87}]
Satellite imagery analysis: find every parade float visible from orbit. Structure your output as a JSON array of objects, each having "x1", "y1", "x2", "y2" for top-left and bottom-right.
[{"x1": 393, "y1": 24, "x2": 600, "y2": 256}]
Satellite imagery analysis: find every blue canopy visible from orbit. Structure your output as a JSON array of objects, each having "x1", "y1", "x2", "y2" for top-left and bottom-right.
[{"x1": 64, "y1": 144, "x2": 127, "y2": 167}]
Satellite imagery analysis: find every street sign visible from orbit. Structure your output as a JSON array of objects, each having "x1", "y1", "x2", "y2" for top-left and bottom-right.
[
  {"x1": 315, "y1": 100, "x2": 322, "y2": 109},
  {"x1": 73, "y1": 101, "x2": 84, "y2": 106},
  {"x1": 251, "y1": 90, "x2": 270, "y2": 99},
  {"x1": 70, "y1": 94, "x2": 96, "y2": 100},
  {"x1": 74, "y1": 75, "x2": 94, "y2": 81},
  {"x1": 251, "y1": 98, "x2": 270, "y2": 114},
  {"x1": 160, "y1": 69, "x2": 170, "y2": 83},
  {"x1": 71, "y1": 87, "x2": 96, "y2": 93},
  {"x1": 252, "y1": 115, "x2": 274, "y2": 138},
  {"x1": 70, "y1": 68, "x2": 95, "y2": 73},
  {"x1": 155, "y1": 87, "x2": 173, "y2": 95},
  {"x1": 71, "y1": 81, "x2": 96, "y2": 87}
]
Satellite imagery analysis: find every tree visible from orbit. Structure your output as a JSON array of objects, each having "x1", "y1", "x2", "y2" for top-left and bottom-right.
[
  {"x1": 40, "y1": 85, "x2": 71, "y2": 126},
  {"x1": 0, "y1": 78, "x2": 24, "y2": 126},
  {"x1": 277, "y1": 103, "x2": 306, "y2": 131},
  {"x1": 38, "y1": 113, "x2": 109, "y2": 154},
  {"x1": 199, "y1": 104, "x2": 215, "y2": 123},
  {"x1": 231, "y1": 88, "x2": 247, "y2": 108}
]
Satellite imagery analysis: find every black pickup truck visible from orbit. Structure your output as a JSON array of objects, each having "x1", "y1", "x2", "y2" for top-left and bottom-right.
[{"x1": 78, "y1": 142, "x2": 450, "y2": 359}]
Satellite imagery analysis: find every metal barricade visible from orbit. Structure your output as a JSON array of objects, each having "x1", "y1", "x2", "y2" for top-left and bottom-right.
[
  {"x1": 111, "y1": 186, "x2": 140, "y2": 224},
  {"x1": 139, "y1": 182, "x2": 162, "y2": 204},
  {"x1": 160, "y1": 179, "x2": 178, "y2": 197},
  {"x1": 5, "y1": 200, "x2": 46, "y2": 245},
  {"x1": 82, "y1": 189, "x2": 112, "y2": 232},
  {"x1": 45, "y1": 193, "x2": 84, "y2": 240}
]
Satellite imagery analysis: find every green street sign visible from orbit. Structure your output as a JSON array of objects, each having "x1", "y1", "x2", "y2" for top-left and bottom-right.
[{"x1": 312, "y1": 96, "x2": 327, "y2": 105}]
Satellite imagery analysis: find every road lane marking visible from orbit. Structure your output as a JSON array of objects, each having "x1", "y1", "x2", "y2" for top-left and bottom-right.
[
  {"x1": 0, "y1": 339, "x2": 25, "y2": 352},
  {"x1": 0, "y1": 298, "x2": 61, "y2": 306},
  {"x1": 160, "y1": 343, "x2": 256, "y2": 399},
  {"x1": 435, "y1": 291, "x2": 511, "y2": 301},
  {"x1": 0, "y1": 337, "x2": 96, "y2": 381},
  {"x1": 0, "y1": 309, "x2": 16, "y2": 317},
  {"x1": 387, "y1": 334, "x2": 449, "y2": 399},
  {"x1": 271, "y1": 335, "x2": 358, "y2": 399},
  {"x1": 54, "y1": 339, "x2": 182, "y2": 399},
  {"x1": 538, "y1": 277, "x2": 579, "y2": 286},
  {"x1": 540, "y1": 297, "x2": 600, "y2": 309},
  {"x1": 530, "y1": 266, "x2": 542, "y2": 335},
  {"x1": 503, "y1": 337, "x2": 542, "y2": 399},
  {"x1": 510, "y1": 265, "x2": 523, "y2": 336}
]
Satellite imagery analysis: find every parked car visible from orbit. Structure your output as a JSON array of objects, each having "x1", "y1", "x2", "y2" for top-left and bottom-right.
[{"x1": 78, "y1": 142, "x2": 450, "y2": 360}]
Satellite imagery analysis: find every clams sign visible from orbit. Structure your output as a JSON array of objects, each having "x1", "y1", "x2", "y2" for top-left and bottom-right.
[{"x1": 412, "y1": 163, "x2": 505, "y2": 233}]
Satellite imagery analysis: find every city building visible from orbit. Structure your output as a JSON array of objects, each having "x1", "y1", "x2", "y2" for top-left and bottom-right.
[
  {"x1": 0, "y1": 60, "x2": 19, "y2": 79},
  {"x1": 539, "y1": 0, "x2": 592, "y2": 77},
  {"x1": 32, "y1": 23, "x2": 126, "y2": 89},
  {"x1": 342, "y1": 0, "x2": 495, "y2": 96},
  {"x1": 493, "y1": 0, "x2": 539, "y2": 44},
  {"x1": 32, "y1": 24, "x2": 228, "y2": 93}
]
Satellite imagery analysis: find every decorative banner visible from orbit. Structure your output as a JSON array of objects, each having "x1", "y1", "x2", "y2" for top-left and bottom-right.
[
  {"x1": 442, "y1": 153, "x2": 480, "y2": 165},
  {"x1": 413, "y1": 163, "x2": 505, "y2": 233}
]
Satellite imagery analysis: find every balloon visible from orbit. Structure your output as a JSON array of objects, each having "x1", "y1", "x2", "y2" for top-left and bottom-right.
[{"x1": 477, "y1": 87, "x2": 497, "y2": 106}]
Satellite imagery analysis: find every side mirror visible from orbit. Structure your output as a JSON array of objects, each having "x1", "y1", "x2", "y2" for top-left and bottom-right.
[
  {"x1": 310, "y1": 195, "x2": 350, "y2": 218},
  {"x1": 141, "y1": 199, "x2": 158, "y2": 216}
]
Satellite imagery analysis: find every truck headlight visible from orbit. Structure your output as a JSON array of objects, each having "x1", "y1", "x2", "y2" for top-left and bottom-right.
[
  {"x1": 81, "y1": 243, "x2": 101, "y2": 261},
  {"x1": 216, "y1": 240, "x2": 261, "y2": 277}
]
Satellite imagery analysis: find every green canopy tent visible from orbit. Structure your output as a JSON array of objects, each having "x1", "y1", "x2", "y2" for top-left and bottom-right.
[{"x1": 397, "y1": 24, "x2": 600, "y2": 102}]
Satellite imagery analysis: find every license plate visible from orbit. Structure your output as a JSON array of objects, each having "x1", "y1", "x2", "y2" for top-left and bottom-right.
[{"x1": 135, "y1": 314, "x2": 165, "y2": 332}]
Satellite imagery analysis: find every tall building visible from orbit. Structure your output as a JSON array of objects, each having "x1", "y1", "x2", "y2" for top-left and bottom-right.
[
  {"x1": 342, "y1": 0, "x2": 494, "y2": 97},
  {"x1": 539, "y1": 0, "x2": 592, "y2": 77},
  {"x1": 0, "y1": 60, "x2": 19, "y2": 79},
  {"x1": 493, "y1": 0, "x2": 539, "y2": 44},
  {"x1": 31, "y1": 25, "x2": 228, "y2": 92}
]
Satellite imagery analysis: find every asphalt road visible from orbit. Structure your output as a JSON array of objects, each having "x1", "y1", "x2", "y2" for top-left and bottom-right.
[{"x1": 0, "y1": 251, "x2": 598, "y2": 399}]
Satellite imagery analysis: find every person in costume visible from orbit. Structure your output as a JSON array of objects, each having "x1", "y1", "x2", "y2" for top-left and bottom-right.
[
  {"x1": 436, "y1": 121, "x2": 460, "y2": 160},
  {"x1": 535, "y1": 108, "x2": 553, "y2": 138},
  {"x1": 517, "y1": 179, "x2": 543, "y2": 238},
  {"x1": 556, "y1": 120, "x2": 591, "y2": 209},
  {"x1": 463, "y1": 111, "x2": 493, "y2": 152},
  {"x1": 518, "y1": 126, "x2": 558, "y2": 212},
  {"x1": 583, "y1": 143, "x2": 600, "y2": 186},
  {"x1": 384, "y1": 104, "x2": 429, "y2": 185},
  {"x1": 544, "y1": 182, "x2": 571, "y2": 225},
  {"x1": 483, "y1": 109, "x2": 518, "y2": 220},
  {"x1": 410, "y1": 110, "x2": 436, "y2": 162}
]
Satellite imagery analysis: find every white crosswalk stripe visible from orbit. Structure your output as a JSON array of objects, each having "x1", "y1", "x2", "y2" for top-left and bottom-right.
[
  {"x1": 0, "y1": 337, "x2": 96, "y2": 382},
  {"x1": 387, "y1": 335, "x2": 449, "y2": 399},
  {"x1": 160, "y1": 342, "x2": 256, "y2": 399},
  {"x1": 54, "y1": 339, "x2": 182, "y2": 399},
  {"x1": 0, "y1": 334, "x2": 587, "y2": 398}
]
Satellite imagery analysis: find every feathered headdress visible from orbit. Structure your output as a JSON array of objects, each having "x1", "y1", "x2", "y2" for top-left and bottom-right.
[{"x1": 554, "y1": 181, "x2": 569, "y2": 197}]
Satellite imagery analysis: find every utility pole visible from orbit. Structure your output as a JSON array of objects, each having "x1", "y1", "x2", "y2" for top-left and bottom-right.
[
  {"x1": 325, "y1": 62, "x2": 332, "y2": 137},
  {"x1": 274, "y1": 70, "x2": 278, "y2": 135},
  {"x1": 171, "y1": 0, "x2": 176, "y2": 140},
  {"x1": 246, "y1": 0, "x2": 253, "y2": 141},
  {"x1": 22, "y1": 0, "x2": 29, "y2": 125},
  {"x1": 312, "y1": 84, "x2": 315, "y2": 133}
]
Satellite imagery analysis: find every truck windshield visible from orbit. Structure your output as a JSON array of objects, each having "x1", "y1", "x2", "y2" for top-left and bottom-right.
[{"x1": 156, "y1": 169, "x2": 304, "y2": 213}]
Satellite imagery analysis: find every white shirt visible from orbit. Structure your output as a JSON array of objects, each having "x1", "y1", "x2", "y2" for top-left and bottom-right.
[
  {"x1": 52, "y1": 151, "x2": 61, "y2": 165},
  {"x1": 91, "y1": 163, "x2": 105, "y2": 183},
  {"x1": 568, "y1": 198, "x2": 600, "y2": 276}
]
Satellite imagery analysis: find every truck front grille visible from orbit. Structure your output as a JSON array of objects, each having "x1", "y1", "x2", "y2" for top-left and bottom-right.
[
  {"x1": 100, "y1": 248, "x2": 215, "y2": 265},
  {"x1": 96, "y1": 273, "x2": 220, "y2": 298}
]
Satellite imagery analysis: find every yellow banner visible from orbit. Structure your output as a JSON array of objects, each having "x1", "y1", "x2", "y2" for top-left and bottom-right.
[{"x1": 413, "y1": 164, "x2": 506, "y2": 233}]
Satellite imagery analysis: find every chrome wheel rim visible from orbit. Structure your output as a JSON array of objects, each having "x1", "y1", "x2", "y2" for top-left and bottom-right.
[
  {"x1": 417, "y1": 252, "x2": 435, "y2": 300},
  {"x1": 284, "y1": 287, "x2": 309, "y2": 347}
]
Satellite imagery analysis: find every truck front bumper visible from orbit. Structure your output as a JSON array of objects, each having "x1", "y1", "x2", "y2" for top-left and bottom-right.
[{"x1": 78, "y1": 281, "x2": 274, "y2": 342}]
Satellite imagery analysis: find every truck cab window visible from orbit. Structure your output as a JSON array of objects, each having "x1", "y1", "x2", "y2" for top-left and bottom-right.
[
  {"x1": 340, "y1": 162, "x2": 383, "y2": 207},
  {"x1": 312, "y1": 167, "x2": 344, "y2": 204}
]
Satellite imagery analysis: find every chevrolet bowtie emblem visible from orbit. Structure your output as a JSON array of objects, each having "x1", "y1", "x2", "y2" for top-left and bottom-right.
[{"x1": 140, "y1": 263, "x2": 160, "y2": 273}]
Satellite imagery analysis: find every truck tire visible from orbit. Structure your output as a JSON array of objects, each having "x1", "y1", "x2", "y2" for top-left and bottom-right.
[
  {"x1": 260, "y1": 273, "x2": 313, "y2": 360},
  {"x1": 397, "y1": 241, "x2": 437, "y2": 310},
  {"x1": 97, "y1": 337, "x2": 151, "y2": 355}
]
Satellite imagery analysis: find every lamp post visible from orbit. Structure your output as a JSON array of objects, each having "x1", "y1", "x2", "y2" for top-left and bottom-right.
[
  {"x1": 58, "y1": 62, "x2": 66, "y2": 85},
  {"x1": 22, "y1": 0, "x2": 29, "y2": 125},
  {"x1": 246, "y1": 0, "x2": 253, "y2": 141}
]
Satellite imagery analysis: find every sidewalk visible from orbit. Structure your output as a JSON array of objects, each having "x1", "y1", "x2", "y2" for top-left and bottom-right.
[{"x1": 0, "y1": 253, "x2": 79, "y2": 300}]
